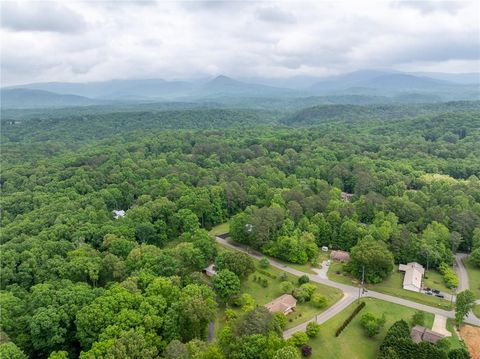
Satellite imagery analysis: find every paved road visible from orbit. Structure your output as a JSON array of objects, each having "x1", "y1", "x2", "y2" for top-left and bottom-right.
[
  {"x1": 215, "y1": 237, "x2": 480, "y2": 333},
  {"x1": 455, "y1": 253, "x2": 470, "y2": 293}
]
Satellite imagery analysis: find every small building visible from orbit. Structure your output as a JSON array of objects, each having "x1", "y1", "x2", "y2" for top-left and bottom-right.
[
  {"x1": 113, "y1": 210, "x2": 126, "y2": 219},
  {"x1": 411, "y1": 326, "x2": 445, "y2": 344},
  {"x1": 321, "y1": 246, "x2": 329, "y2": 252},
  {"x1": 330, "y1": 250, "x2": 350, "y2": 262},
  {"x1": 202, "y1": 264, "x2": 217, "y2": 277},
  {"x1": 341, "y1": 192, "x2": 354, "y2": 202},
  {"x1": 399, "y1": 262, "x2": 424, "y2": 292},
  {"x1": 265, "y1": 294, "x2": 297, "y2": 315}
]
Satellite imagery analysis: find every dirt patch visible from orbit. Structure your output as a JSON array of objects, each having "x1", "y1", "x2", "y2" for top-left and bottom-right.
[{"x1": 459, "y1": 325, "x2": 480, "y2": 359}]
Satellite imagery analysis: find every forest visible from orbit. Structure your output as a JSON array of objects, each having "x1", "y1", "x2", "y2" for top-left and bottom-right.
[{"x1": 1, "y1": 101, "x2": 479, "y2": 358}]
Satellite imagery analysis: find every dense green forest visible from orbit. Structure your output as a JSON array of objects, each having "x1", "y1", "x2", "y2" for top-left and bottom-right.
[{"x1": 1, "y1": 101, "x2": 479, "y2": 358}]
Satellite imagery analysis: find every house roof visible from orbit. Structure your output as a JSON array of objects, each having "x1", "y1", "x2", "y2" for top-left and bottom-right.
[
  {"x1": 265, "y1": 294, "x2": 297, "y2": 313},
  {"x1": 330, "y1": 250, "x2": 350, "y2": 261},
  {"x1": 411, "y1": 326, "x2": 445, "y2": 344},
  {"x1": 399, "y1": 262, "x2": 424, "y2": 289}
]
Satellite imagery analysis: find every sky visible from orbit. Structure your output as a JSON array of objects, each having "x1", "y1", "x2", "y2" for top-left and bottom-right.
[{"x1": 1, "y1": 0, "x2": 479, "y2": 86}]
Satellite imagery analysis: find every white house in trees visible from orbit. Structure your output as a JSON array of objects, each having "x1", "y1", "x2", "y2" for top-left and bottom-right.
[{"x1": 399, "y1": 262, "x2": 425, "y2": 292}]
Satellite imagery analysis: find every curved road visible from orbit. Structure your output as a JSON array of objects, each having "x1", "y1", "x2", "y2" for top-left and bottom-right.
[
  {"x1": 455, "y1": 252, "x2": 480, "y2": 305},
  {"x1": 215, "y1": 237, "x2": 480, "y2": 337}
]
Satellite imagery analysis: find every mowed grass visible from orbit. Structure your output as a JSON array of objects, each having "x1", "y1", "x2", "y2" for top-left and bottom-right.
[
  {"x1": 327, "y1": 262, "x2": 452, "y2": 310},
  {"x1": 308, "y1": 298, "x2": 435, "y2": 359},
  {"x1": 209, "y1": 222, "x2": 230, "y2": 236},
  {"x1": 463, "y1": 257, "x2": 480, "y2": 299},
  {"x1": 213, "y1": 244, "x2": 343, "y2": 337}
]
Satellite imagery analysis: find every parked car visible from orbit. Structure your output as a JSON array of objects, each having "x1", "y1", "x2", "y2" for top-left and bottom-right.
[
  {"x1": 425, "y1": 291, "x2": 433, "y2": 295},
  {"x1": 425, "y1": 287, "x2": 432, "y2": 292},
  {"x1": 432, "y1": 289, "x2": 440, "y2": 294},
  {"x1": 435, "y1": 294, "x2": 445, "y2": 298}
]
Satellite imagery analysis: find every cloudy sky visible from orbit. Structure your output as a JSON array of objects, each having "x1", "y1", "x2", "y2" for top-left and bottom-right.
[{"x1": 1, "y1": 0, "x2": 479, "y2": 86}]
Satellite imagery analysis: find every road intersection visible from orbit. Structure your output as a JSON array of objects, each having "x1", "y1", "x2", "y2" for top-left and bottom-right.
[{"x1": 215, "y1": 236, "x2": 480, "y2": 338}]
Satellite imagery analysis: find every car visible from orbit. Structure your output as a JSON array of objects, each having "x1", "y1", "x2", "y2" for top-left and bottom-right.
[
  {"x1": 432, "y1": 289, "x2": 440, "y2": 294},
  {"x1": 425, "y1": 291, "x2": 433, "y2": 295},
  {"x1": 425, "y1": 287, "x2": 432, "y2": 292},
  {"x1": 435, "y1": 294, "x2": 445, "y2": 298}
]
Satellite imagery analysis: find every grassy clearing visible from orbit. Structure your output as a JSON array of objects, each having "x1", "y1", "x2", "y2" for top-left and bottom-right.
[
  {"x1": 213, "y1": 244, "x2": 343, "y2": 337},
  {"x1": 327, "y1": 262, "x2": 452, "y2": 310},
  {"x1": 473, "y1": 304, "x2": 480, "y2": 318},
  {"x1": 445, "y1": 319, "x2": 463, "y2": 350},
  {"x1": 209, "y1": 222, "x2": 230, "y2": 236},
  {"x1": 463, "y1": 257, "x2": 480, "y2": 299},
  {"x1": 307, "y1": 298, "x2": 435, "y2": 359},
  {"x1": 423, "y1": 270, "x2": 451, "y2": 293}
]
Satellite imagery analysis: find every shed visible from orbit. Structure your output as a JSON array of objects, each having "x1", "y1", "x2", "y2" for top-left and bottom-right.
[{"x1": 411, "y1": 326, "x2": 445, "y2": 344}]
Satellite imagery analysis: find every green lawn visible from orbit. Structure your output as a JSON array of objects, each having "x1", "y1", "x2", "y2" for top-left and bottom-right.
[
  {"x1": 463, "y1": 257, "x2": 480, "y2": 299},
  {"x1": 445, "y1": 319, "x2": 463, "y2": 350},
  {"x1": 423, "y1": 270, "x2": 451, "y2": 294},
  {"x1": 327, "y1": 263, "x2": 452, "y2": 310},
  {"x1": 308, "y1": 298, "x2": 435, "y2": 359},
  {"x1": 473, "y1": 304, "x2": 480, "y2": 318},
  {"x1": 213, "y1": 245, "x2": 343, "y2": 337},
  {"x1": 209, "y1": 222, "x2": 230, "y2": 236}
]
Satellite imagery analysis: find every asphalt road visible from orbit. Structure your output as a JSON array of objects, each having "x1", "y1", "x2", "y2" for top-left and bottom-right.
[
  {"x1": 215, "y1": 236, "x2": 480, "y2": 336},
  {"x1": 455, "y1": 252, "x2": 470, "y2": 293}
]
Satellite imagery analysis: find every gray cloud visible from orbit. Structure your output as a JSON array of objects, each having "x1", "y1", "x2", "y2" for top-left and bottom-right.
[
  {"x1": 1, "y1": 2, "x2": 86, "y2": 33},
  {"x1": 0, "y1": 0, "x2": 478, "y2": 86}
]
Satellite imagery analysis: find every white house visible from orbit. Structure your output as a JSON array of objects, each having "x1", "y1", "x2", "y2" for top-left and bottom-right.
[{"x1": 399, "y1": 262, "x2": 425, "y2": 292}]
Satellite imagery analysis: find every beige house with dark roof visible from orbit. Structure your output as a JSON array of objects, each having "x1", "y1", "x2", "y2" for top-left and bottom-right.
[
  {"x1": 265, "y1": 294, "x2": 297, "y2": 315},
  {"x1": 411, "y1": 326, "x2": 445, "y2": 344},
  {"x1": 399, "y1": 262, "x2": 424, "y2": 292}
]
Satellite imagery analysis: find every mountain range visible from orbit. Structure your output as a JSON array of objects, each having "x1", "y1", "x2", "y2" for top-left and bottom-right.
[{"x1": 2, "y1": 70, "x2": 479, "y2": 109}]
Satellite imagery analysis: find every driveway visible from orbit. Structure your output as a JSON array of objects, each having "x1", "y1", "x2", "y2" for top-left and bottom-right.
[
  {"x1": 455, "y1": 253, "x2": 470, "y2": 293},
  {"x1": 215, "y1": 237, "x2": 480, "y2": 331}
]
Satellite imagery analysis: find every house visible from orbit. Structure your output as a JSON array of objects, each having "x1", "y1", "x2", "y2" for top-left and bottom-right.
[
  {"x1": 202, "y1": 264, "x2": 217, "y2": 277},
  {"x1": 330, "y1": 250, "x2": 350, "y2": 262},
  {"x1": 399, "y1": 262, "x2": 424, "y2": 292},
  {"x1": 410, "y1": 326, "x2": 445, "y2": 344},
  {"x1": 341, "y1": 192, "x2": 354, "y2": 202},
  {"x1": 113, "y1": 210, "x2": 126, "y2": 219},
  {"x1": 265, "y1": 294, "x2": 297, "y2": 315}
]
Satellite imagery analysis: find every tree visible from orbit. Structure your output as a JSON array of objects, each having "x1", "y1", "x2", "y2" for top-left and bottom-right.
[
  {"x1": 349, "y1": 236, "x2": 394, "y2": 284},
  {"x1": 0, "y1": 342, "x2": 28, "y2": 359},
  {"x1": 274, "y1": 346, "x2": 301, "y2": 359},
  {"x1": 280, "y1": 281, "x2": 294, "y2": 294},
  {"x1": 236, "y1": 307, "x2": 276, "y2": 336},
  {"x1": 213, "y1": 270, "x2": 241, "y2": 303},
  {"x1": 455, "y1": 290, "x2": 475, "y2": 327},
  {"x1": 360, "y1": 312, "x2": 385, "y2": 337},
  {"x1": 310, "y1": 293, "x2": 328, "y2": 308},
  {"x1": 164, "y1": 340, "x2": 189, "y2": 359},
  {"x1": 48, "y1": 351, "x2": 69, "y2": 359},
  {"x1": 410, "y1": 311, "x2": 425, "y2": 327},
  {"x1": 470, "y1": 248, "x2": 480, "y2": 267},
  {"x1": 448, "y1": 348, "x2": 471, "y2": 359},
  {"x1": 259, "y1": 257, "x2": 270, "y2": 269},
  {"x1": 215, "y1": 252, "x2": 255, "y2": 278},
  {"x1": 305, "y1": 322, "x2": 320, "y2": 338},
  {"x1": 298, "y1": 275, "x2": 309, "y2": 285},
  {"x1": 301, "y1": 344, "x2": 312, "y2": 357},
  {"x1": 288, "y1": 332, "x2": 308, "y2": 347}
]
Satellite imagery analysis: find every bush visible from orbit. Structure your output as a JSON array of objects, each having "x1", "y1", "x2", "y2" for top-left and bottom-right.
[
  {"x1": 261, "y1": 278, "x2": 269, "y2": 287},
  {"x1": 289, "y1": 332, "x2": 309, "y2": 347},
  {"x1": 410, "y1": 311, "x2": 425, "y2": 326},
  {"x1": 301, "y1": 344, "x2": 312, "y2": 357},
  {"x1": 335, "y1": 301, "x2": 365, "y2": 337},
  {"x1": 279, "y1": 272, "x2": 289, "y2": 282},
  {"x1": 259, "y1": 257, "x2": 270, "y2": 269},
  {"x1": 439, "y1": 262, "x2": 459, "y2": 289},
  {"x1": 360, "y1": 312, "x2": 385, "y2": 337},
  {"x1": 298, "y1": 275, "x2": 310, "y2": 285},
  {"x1": 281, "y1": 281, "x2": 295, "y2": 294},
  {"x1": 293, "y1": 287, "x2": 310, "y2": 303},
  {"x1": 306, "y1": 322, "x2": 320, "y2": 338},
  {"x1": 310, "y1": 293, "x2": 328, "y2": 308},
  {"x1": 274, "y1": 312, "x2": 288, "y2": 330},
  {"x1": 257, "y1": 268, "x2": 277, "y2": 279}
]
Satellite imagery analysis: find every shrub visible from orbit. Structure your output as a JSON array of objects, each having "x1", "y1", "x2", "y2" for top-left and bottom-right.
[
  {"x1": 293, "y1": 287, "x2": 310, "y2": 303},
  {"x1": 306, "y1": 322, "x2": 320, "y2": 338},
  {"x1": 279, "y1": 272, "x2": 289, "y2": 282},
  {"x1": 335, "y1": 301, "x2": 365, "y2": 337},
  {"x1": 257, "y1": 269, "x2": 277, "y2": 279},
  {"x1": 298, "y1": 275, "x2": 310, "y2": 285},
  {"x1": 261, "y1": 278, "x2": 269, "y2": 287},
  {"x1": 439, "y1": 262, "x2": 459, "y2": 289},
  {"x1": 310, "y1": 293, "x2": 328, "y2": 308},
  {"x1": 301, "y1": 344, "x2": 312, "y2": 357},
  {"x1": 360, "y1": 312, "x2": 385, "y2": 337},
  {"x1": 281, "y1": 281, "x2": 295, "y2": 294},
  {"x1": 410, "y1": 311, "x2": 425, "y2": 327},
  {"x1": 259, "y1": 257, "x2": 270, "y2": 269},
  {"x1": 289, "y1": 332, "x2": 309, "y2": 347},
  {"x1": 274, "y1": 312, "x2": 288, "y2": 330}
]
